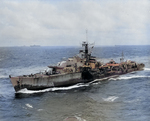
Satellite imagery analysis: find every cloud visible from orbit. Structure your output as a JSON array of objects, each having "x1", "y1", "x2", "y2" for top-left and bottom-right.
[{"x1": 0, "y1": 0, "x2": 150, "y2": 46}]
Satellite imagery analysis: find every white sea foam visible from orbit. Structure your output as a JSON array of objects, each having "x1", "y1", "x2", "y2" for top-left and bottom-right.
[
  {"x1": 16, "y1": 83, "x2": 90, "y2": 94},
  {"x1": 16, "y1": 78, "x2": 104, "y2": 94},
  {"x1": 88, "y1": 79, "x2": 102, "y2": 84},
  {"x1": 103, "y1": 96, "x2": 118, "y2": 102},
  {"x1": 22, "y1": 106, "x2": 27, "y2": 109},
  {"x1": 74, "y1": 116, "x2": 86, "y2": 121},
  {"x1": 109, "y1": 75, "x2": 150, "y2": 81},
  {"x1": 144, "y1": 68, "x2": 150, "y2": 71},
  {"x1": 0, "y1": 75, "x2": 8, "y2": 79},
  {"x1": 37, "y1": 109, "x2": 43, "y2": 111},
  {"x1": 63, "y1": 116, "x2": 86, "y2": 121},
  {"x1": 26, "y1": 104, "x2": 33, "y2": 108}
]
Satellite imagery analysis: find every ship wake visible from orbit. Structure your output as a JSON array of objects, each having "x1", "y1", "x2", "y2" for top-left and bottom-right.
[
  {"x1": 144, "y1": 68, "x2": 150, "y2": 71},
  {"x1": 16, "y1": 79, "x2": 102, "y2": 94},
  {"x1": 109, "y1": 75, "x2": 150, "y2": 81},
  {"x1": 16, "y1": 83, "x2": 91, "y2": 94}
]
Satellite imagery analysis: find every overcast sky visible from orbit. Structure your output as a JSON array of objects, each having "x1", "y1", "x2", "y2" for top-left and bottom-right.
[{"x1": 0, "y1": 0, "x2": 150, "y2": 46}]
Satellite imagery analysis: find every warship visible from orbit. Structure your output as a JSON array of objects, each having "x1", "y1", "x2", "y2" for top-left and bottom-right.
[{"x1": 10, "y1": 40, "x2": 145, "y2": 92}]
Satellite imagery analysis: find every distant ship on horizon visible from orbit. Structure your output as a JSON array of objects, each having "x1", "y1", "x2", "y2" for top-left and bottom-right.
[{"x1": 30, "y1": 45, "x2": 40, "y2": 47}]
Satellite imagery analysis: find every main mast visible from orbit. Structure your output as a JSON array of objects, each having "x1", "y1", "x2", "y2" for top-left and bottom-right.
[{"x1": 82, "y1": 30, "x2": 89, "y2": 65}]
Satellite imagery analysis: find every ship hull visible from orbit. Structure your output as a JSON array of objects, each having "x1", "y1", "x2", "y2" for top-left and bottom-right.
[
  {"x1": 11, "y1": 72, "x2": 84, "y2": 92},
  {"x1": 10, "y1": 65, "x2": 144, "y2": 92}
]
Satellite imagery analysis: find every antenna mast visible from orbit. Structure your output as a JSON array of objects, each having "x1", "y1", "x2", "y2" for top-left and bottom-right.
[
  {"x1": 86, "y1": 29, "x2": 88, "y2": 42},
  {"x1": 82, "y1": 29, "x2": 89, "y2": 64}
]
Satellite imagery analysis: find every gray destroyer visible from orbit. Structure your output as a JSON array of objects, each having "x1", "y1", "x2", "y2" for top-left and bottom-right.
[{"x1": 10, "y1": 41, "x2": 145, "y2": 92}]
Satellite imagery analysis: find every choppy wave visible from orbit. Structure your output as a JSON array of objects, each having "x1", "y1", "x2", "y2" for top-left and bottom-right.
[{"x1": 103, "y1": 96, "x2": 118, "y2": 102}]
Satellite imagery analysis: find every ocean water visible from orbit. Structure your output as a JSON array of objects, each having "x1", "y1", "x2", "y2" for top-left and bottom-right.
[{"x1": 0, "y1": 45, "x2": 150, "y2": 121}]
